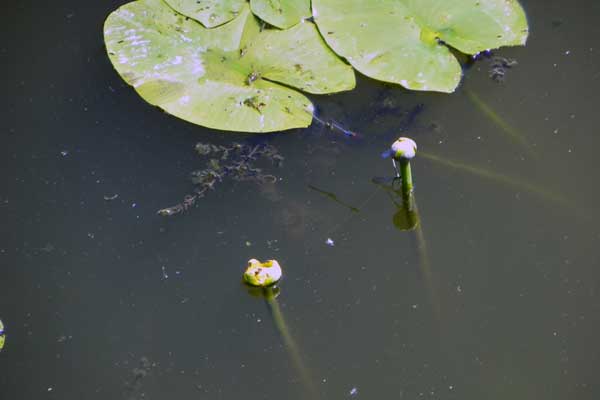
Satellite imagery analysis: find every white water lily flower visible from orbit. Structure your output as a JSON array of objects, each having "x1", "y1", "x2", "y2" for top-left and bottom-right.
[{"x1": 391, "y1": 137, "x2": 417, "y2": 160}]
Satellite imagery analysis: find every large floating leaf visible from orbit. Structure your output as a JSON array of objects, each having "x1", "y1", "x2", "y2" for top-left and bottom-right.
[
  {"x1": 104, "y1": 0, "x2": 355, "y2": 132},
  {"x1": 250, "y1": 0, "x2": 312, "y2": 29},
  {"x1": 163, "y1": 0, "x2": 246, "y2": 28},
  {"x1": 312, "y1": 0, "x2": 528, "y2": 93}
]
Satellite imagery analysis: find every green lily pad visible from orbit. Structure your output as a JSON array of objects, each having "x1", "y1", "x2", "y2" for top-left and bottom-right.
[
  {"x1": 250, "y1": 0, "x2": 312, "y2": 29},
  {"x1": 104, "y1": 0, "x2": 355, "y2": 132},
  {"x1": 312, "y1": 0, "x2": 528, "y2": 92},
  {"x1": 163, "y1": 0, "x2": 246, "y2": 28}
]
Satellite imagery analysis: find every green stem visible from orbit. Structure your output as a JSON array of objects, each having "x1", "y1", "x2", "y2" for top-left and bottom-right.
[
  {"x1": 400, "y1": 159, "x2": 413, "y2": 199},
  {"x1": 264, "y1": 288, "x2": 318, "y2": 399}
]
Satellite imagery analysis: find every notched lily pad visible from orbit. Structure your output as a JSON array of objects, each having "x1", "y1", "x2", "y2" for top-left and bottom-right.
[
  {"x1": 250, "y1": 0, "x2": 312, "y2": 29},
  {"x1": 312, "y1": 0, "x2": 528, "y2": 93},
  {"x1": 163, "y1": 0, "x2": 246, "y2": 28},
  {"x1": 104, "y1": 0, "x2": 355, "y2": 132}
]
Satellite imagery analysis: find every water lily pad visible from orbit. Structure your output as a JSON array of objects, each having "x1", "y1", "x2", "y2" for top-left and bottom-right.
[
  {"x1": 312, "y1": 0, "x2": 528, "y2": 92},
  {"x1": 250, "y1": 0, "x2": 311, "y2": 29},
  {"x1": 163, "y1": 0, "x2": 246, "y2": 28},
  {"x1": 104, "y1": 0, "x2": 355, "y2": 132}
]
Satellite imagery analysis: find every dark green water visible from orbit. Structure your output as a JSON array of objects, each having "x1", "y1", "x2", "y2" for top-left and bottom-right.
[{"x1": 2, "y1": 0, "x2": 600, "y2": 399}]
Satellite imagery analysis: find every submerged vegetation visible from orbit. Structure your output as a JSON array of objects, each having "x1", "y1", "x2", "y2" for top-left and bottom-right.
[
  {"x1": 157, "y1": 141, "x2": 283, "y2": 216},
  {"x1": 104, "y1": 0, "x2": 529, "y2": 132}
]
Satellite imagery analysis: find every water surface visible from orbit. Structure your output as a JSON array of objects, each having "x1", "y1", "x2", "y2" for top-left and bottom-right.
[{"x1": 2, "y1": 0, "x2": 600, "y2": 398}]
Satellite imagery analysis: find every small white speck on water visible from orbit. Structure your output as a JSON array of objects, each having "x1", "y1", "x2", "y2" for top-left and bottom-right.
[
  {"x1": 349, "y1": 387, "x2": 358, "y2": 396},
  {"x1": 325, "y1": 238, "x2": 335, "y2": 246}
]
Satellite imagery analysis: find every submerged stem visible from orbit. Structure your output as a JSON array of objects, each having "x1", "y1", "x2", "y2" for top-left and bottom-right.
[
  {"x1": 420, "y1": 151, "x2": 572, "y2": 208},
  {"x1": 465, "y1": 89, "x2": 537, "y2": 158},
  {"x1": 264, "y1": 288, "x2": 318, "y2": 399}
]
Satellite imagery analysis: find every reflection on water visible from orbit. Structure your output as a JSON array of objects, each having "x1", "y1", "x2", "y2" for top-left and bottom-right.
[{"x1": 2, "y1": 0, "x2": 600, "y2": 399}]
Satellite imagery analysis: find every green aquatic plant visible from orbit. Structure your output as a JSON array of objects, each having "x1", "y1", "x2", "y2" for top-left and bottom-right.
[
  {"x1": 164, "y1": 0, "x2": 311, "y2": 29},
  {"x1": 251, "y1": 0, "x2": 311, "y2": 29},
  {"x1": 376, "y1": 138, "x2": 419, "y2": 231},
  {"x1": 312, "y1": 0, "x2": 528, "y2": 93},
  {"x1": 104, "y1": 0, "x2": 529, "y2": 132},
  {"x1": 389, "y1": 137, "x2": 417, "y2": 199},
  {"x1": 373, "y1": 176, "x2": 418, "y2": 231},
  {"x1": 104, "y1": 0, "x2": 354, "y2": 132},
  {"x1": 163, "y1": 0, "x2": 246, "y2": 28}
]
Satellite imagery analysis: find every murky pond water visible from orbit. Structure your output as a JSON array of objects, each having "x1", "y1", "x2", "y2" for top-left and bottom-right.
[{"x1": 2, "y1": 0, "x2": 600, "y2": 399}]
